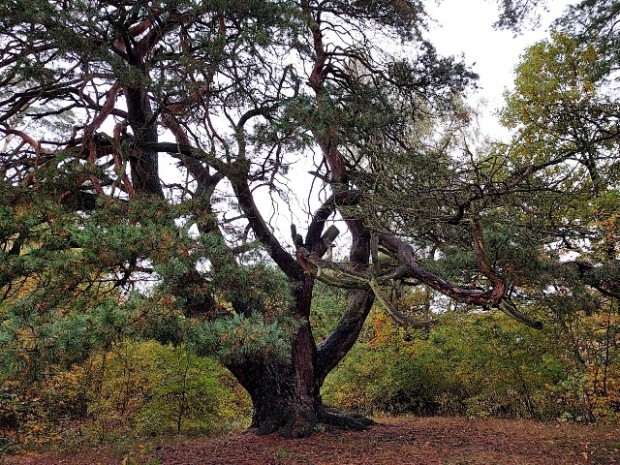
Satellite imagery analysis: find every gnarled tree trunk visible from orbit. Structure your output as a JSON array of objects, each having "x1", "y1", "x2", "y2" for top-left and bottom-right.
[
  {"x1": 228, "y1": 358, "x2": 319, "y2": 438},
  {"x1": 227, "y1": 280, "x2": 375, "y2": 437}
]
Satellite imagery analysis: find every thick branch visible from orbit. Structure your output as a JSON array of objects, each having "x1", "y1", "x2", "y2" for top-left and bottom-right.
[
  {"x1": 380, "y1": 234, "x2": 506, "y2": 306},
  {"x1": 496, "y1": 299, "x2": 543, "y2": 330},
  {"x1": 142, "y1": 142, "x2": 228, "y2": 173},
  {"x1": 316, "y1": 289, "x2": 374, "y2": 384},
  {"x1": 3, "y1": 129, "x2": 53, "y2": 156},
  {"x1": 85, "y1": 82, "x2": 123, "y2": 135},
  {"x1": 305, "y1": 190, "x2": 362, "y2": 254},
  {"x1": 379, "y1": 233, "x2": 543, "y2": 329},
  {"x1": 230, "y1": 170, "x2": 302, "y2": 281}
]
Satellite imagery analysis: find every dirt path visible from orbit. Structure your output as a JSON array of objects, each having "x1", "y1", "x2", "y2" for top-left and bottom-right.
[{"x1": 3, "y1": 417, "x2": 619, "y2": 465}]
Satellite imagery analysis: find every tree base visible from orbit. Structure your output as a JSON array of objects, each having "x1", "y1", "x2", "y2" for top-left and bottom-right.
[{"x1": 253, "y1": 403, "x2": 374, "y2": 438}]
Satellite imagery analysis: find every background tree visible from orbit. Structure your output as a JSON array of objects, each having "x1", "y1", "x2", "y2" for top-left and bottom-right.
[
  {"x1": 496, "y1": 3, "x2": 620, "y2": 418},
  {"x1": 1, "y1": 0, "x2": 616, "y2": 438}
]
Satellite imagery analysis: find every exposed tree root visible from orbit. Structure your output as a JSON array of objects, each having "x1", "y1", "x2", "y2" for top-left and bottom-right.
[
  {"x1": 253, "y1": 404, "x2": 375, "y2": 438},
  {"x1": 317, "y1": 406, "x2": 375, "y2": 431}
]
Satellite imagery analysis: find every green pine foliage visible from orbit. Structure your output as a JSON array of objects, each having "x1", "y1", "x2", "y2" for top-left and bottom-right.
[
  {"x1": 0, "y1": 190, "x2": 298, "y2": 378},
  {"x1": 188, "y1": 313, "x2": 299, "y2": 365}
]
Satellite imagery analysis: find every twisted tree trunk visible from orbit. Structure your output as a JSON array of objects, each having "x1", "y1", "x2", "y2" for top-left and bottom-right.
[{"x1": 227, "y1": 276, "x2": 375, "y2": 437}]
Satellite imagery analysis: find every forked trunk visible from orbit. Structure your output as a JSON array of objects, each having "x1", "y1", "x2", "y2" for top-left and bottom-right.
[
  {"x1": 228, "y1": 357, "x2": 371, "y2": 437},
  {"x1": 227, "y1": 288, "x2": 375, "y2": 437},
  {"x1": 227, "y1": 321, "x2": 322, "y2": 437}
]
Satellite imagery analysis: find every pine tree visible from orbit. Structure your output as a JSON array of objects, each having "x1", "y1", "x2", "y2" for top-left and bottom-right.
[{"x1": 1, "y1": 0, "x2": 616, "y2": 437}]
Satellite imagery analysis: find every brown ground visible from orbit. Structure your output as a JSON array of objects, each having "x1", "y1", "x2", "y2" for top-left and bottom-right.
[{"x1": 3, "y1": 417, "x2": 619, "y2": 465}]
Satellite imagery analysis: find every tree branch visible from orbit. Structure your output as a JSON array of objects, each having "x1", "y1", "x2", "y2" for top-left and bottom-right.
[{"x1": 230, "y1": 170, "x2": 303, "y2": 281}]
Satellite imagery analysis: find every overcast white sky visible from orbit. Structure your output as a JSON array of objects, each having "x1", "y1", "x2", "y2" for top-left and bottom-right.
[{"x1": 426, "y1": 0, "x2": 575, "y2": 136}]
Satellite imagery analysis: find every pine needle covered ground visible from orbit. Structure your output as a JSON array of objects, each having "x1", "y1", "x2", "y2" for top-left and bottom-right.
[{"x1": 4, "y1": 417, "x2": 620, "y2": 465}]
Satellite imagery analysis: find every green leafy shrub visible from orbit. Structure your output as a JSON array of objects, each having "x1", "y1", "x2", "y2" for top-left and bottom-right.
[
  {"x1": 87, "y1": 341, "x2": 251, "y2": 441},
  {"x1": 322, "y1": 307, "x2": 619, "y2": 423},
  {"x1": 1, "y1": 340, "x2": 251, "y2": 450}
]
